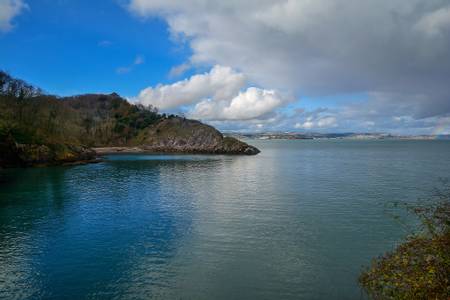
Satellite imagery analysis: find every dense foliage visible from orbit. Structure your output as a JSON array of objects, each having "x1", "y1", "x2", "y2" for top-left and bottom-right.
[
  {"x1": 0, "y1": 71, "x2": 165, "y2": 147},
  {"x1": 359, "y1": 182, "x2": 450, "y2": 299},
  {"x1": 0, "y1": 71, "x2": 258, "y2": 166}
]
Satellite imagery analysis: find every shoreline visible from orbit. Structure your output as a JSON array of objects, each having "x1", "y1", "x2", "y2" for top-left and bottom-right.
[
  {"x1": 93, "y1": 146, "x2": 259, "y2": 155},
  {"x1": 94, "y1": 147, "x2": 148, "y2": 154}
]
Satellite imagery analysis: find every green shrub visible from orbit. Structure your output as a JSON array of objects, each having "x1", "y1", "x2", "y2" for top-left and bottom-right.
[{"x1": 359, "y1": 181, "x2": 450, "y2": 299}]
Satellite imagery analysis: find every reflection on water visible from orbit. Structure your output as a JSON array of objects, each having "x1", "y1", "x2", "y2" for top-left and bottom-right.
[{"x1": 1, "y1": 140, "x2": 450, "y2": 299}]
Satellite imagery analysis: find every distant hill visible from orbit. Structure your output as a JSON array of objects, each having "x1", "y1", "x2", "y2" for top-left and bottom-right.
[{"x1": 0, "y1": 71, "x2": 259, "y2": 167}]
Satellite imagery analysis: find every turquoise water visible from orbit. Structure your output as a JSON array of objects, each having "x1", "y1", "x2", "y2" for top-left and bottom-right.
[{"x1": 1, "y1": 140, "x2": 449, "y2": 299}]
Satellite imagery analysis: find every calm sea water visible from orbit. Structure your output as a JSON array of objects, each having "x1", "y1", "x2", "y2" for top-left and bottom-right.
[{"x1": 1, "y1": 139, "x2": 450, "y2": 299}]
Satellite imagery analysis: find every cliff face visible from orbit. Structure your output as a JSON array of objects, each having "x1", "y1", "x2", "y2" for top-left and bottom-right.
[{"x1": 133, "y1": 118, "x2": 260, "y2": 155}]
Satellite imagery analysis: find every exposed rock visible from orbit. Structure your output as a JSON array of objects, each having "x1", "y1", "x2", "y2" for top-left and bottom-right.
[
  {"x1": 128, "y1": 117, "x2": 260, "y2": 155},
  {"x1": 0, "y1": 137, "x2": 98, "y2": 168}
]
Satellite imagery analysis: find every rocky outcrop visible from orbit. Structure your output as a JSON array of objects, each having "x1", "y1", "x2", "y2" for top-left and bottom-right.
[
  {"x1": 15, "y1": 143, "x2": 98, "y2": 167},
  {"x1": 220, "y1": 137, "x2": 260, "y2": 155},
  {"x1": 97, "y1": 117, "x2": 260, "y2": 155},
  {"x1": 0, "y1": 134, "x2": 98, "y2": 168}
]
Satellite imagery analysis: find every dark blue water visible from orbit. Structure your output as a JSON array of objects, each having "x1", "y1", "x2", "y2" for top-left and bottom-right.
[{"x1": 1, "y1": 140, "x2": 449, "y2": 299}]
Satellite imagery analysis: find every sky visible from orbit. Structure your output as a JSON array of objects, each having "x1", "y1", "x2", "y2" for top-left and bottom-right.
[{"x1": 1, "y1": 0, "x2": 450, "y2": 134}]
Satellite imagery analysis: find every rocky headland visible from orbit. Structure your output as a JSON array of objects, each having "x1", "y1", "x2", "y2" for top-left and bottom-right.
[{"x1": 0, "y1": 71, "x2": 259, "y2": 168}]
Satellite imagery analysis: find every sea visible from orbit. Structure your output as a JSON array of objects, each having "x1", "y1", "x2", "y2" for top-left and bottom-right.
[{"x1": 1, "y1": 139, "x2": 449, "y2": 299}]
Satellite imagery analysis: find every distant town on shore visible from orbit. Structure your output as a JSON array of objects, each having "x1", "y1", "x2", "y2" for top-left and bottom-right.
[{"x1": 227, "y1": 132, "x2": 450, "y2": 141}]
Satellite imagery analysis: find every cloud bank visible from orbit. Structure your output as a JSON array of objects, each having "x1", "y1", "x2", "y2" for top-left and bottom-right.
[
  {"x1": 128, "y1": 0, "x2": 450, "y2": 133},
  {"x1": 136, "y1": 65, "x2": 288, "y2": 120}
]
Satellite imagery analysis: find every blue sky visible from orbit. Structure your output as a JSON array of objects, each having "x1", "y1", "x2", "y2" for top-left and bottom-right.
[
  {"x1": 1, "y1": 0, "x2": 449, "y2": 134},
  {"x1": 0, "y1": 0, "x2": 190, "y2": 96}
]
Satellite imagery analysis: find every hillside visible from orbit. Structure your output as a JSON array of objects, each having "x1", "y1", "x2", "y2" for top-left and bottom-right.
[{"x1": 0, "y1": 71, "x2": 259, "y2": 167}]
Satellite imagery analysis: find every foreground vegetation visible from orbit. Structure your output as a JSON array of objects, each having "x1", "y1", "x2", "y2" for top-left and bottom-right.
[{"x1": 359, "y1": 182, "x2": 450, "y2": 299}]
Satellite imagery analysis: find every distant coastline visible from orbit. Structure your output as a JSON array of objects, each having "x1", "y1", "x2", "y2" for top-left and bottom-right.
[{"x1": 227, "y1": 132, "x2": 450, "y2": 141}]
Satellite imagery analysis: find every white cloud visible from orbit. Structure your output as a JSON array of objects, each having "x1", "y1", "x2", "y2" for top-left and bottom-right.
[
  {"x1": 288, "y1": 92, "x2": 450, "y2": 134},
  {"x1": 0, "y1": 0, "x2": 26, "y2": 32},
  {"x1": 295, "y1": 121, "x2": 313, "y2": 130},
  {"x1": 168, "y1": 63, "x2": 190, "y2": 78},
  {"x1": 136, "y1": 65, "x2": 246, "y2": 109},
  {"x1": 295, "y1": 116, "x2": 337, "y2": 130},
  {"x1": 415, "y1": 5, "x2": 450, "y2": 36},
  {"x1": 317, "y1": 116, "x2": 338, "y2": 128},
  {"x1": 135, "y1": 65, "x2": 288, "y2": 120},
  {"x1": 116, "y1": 54, "x2": 145, "y2": 74},
  {"x1": 190, "y1": 87, "x2": 285, "y2": 120}
]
